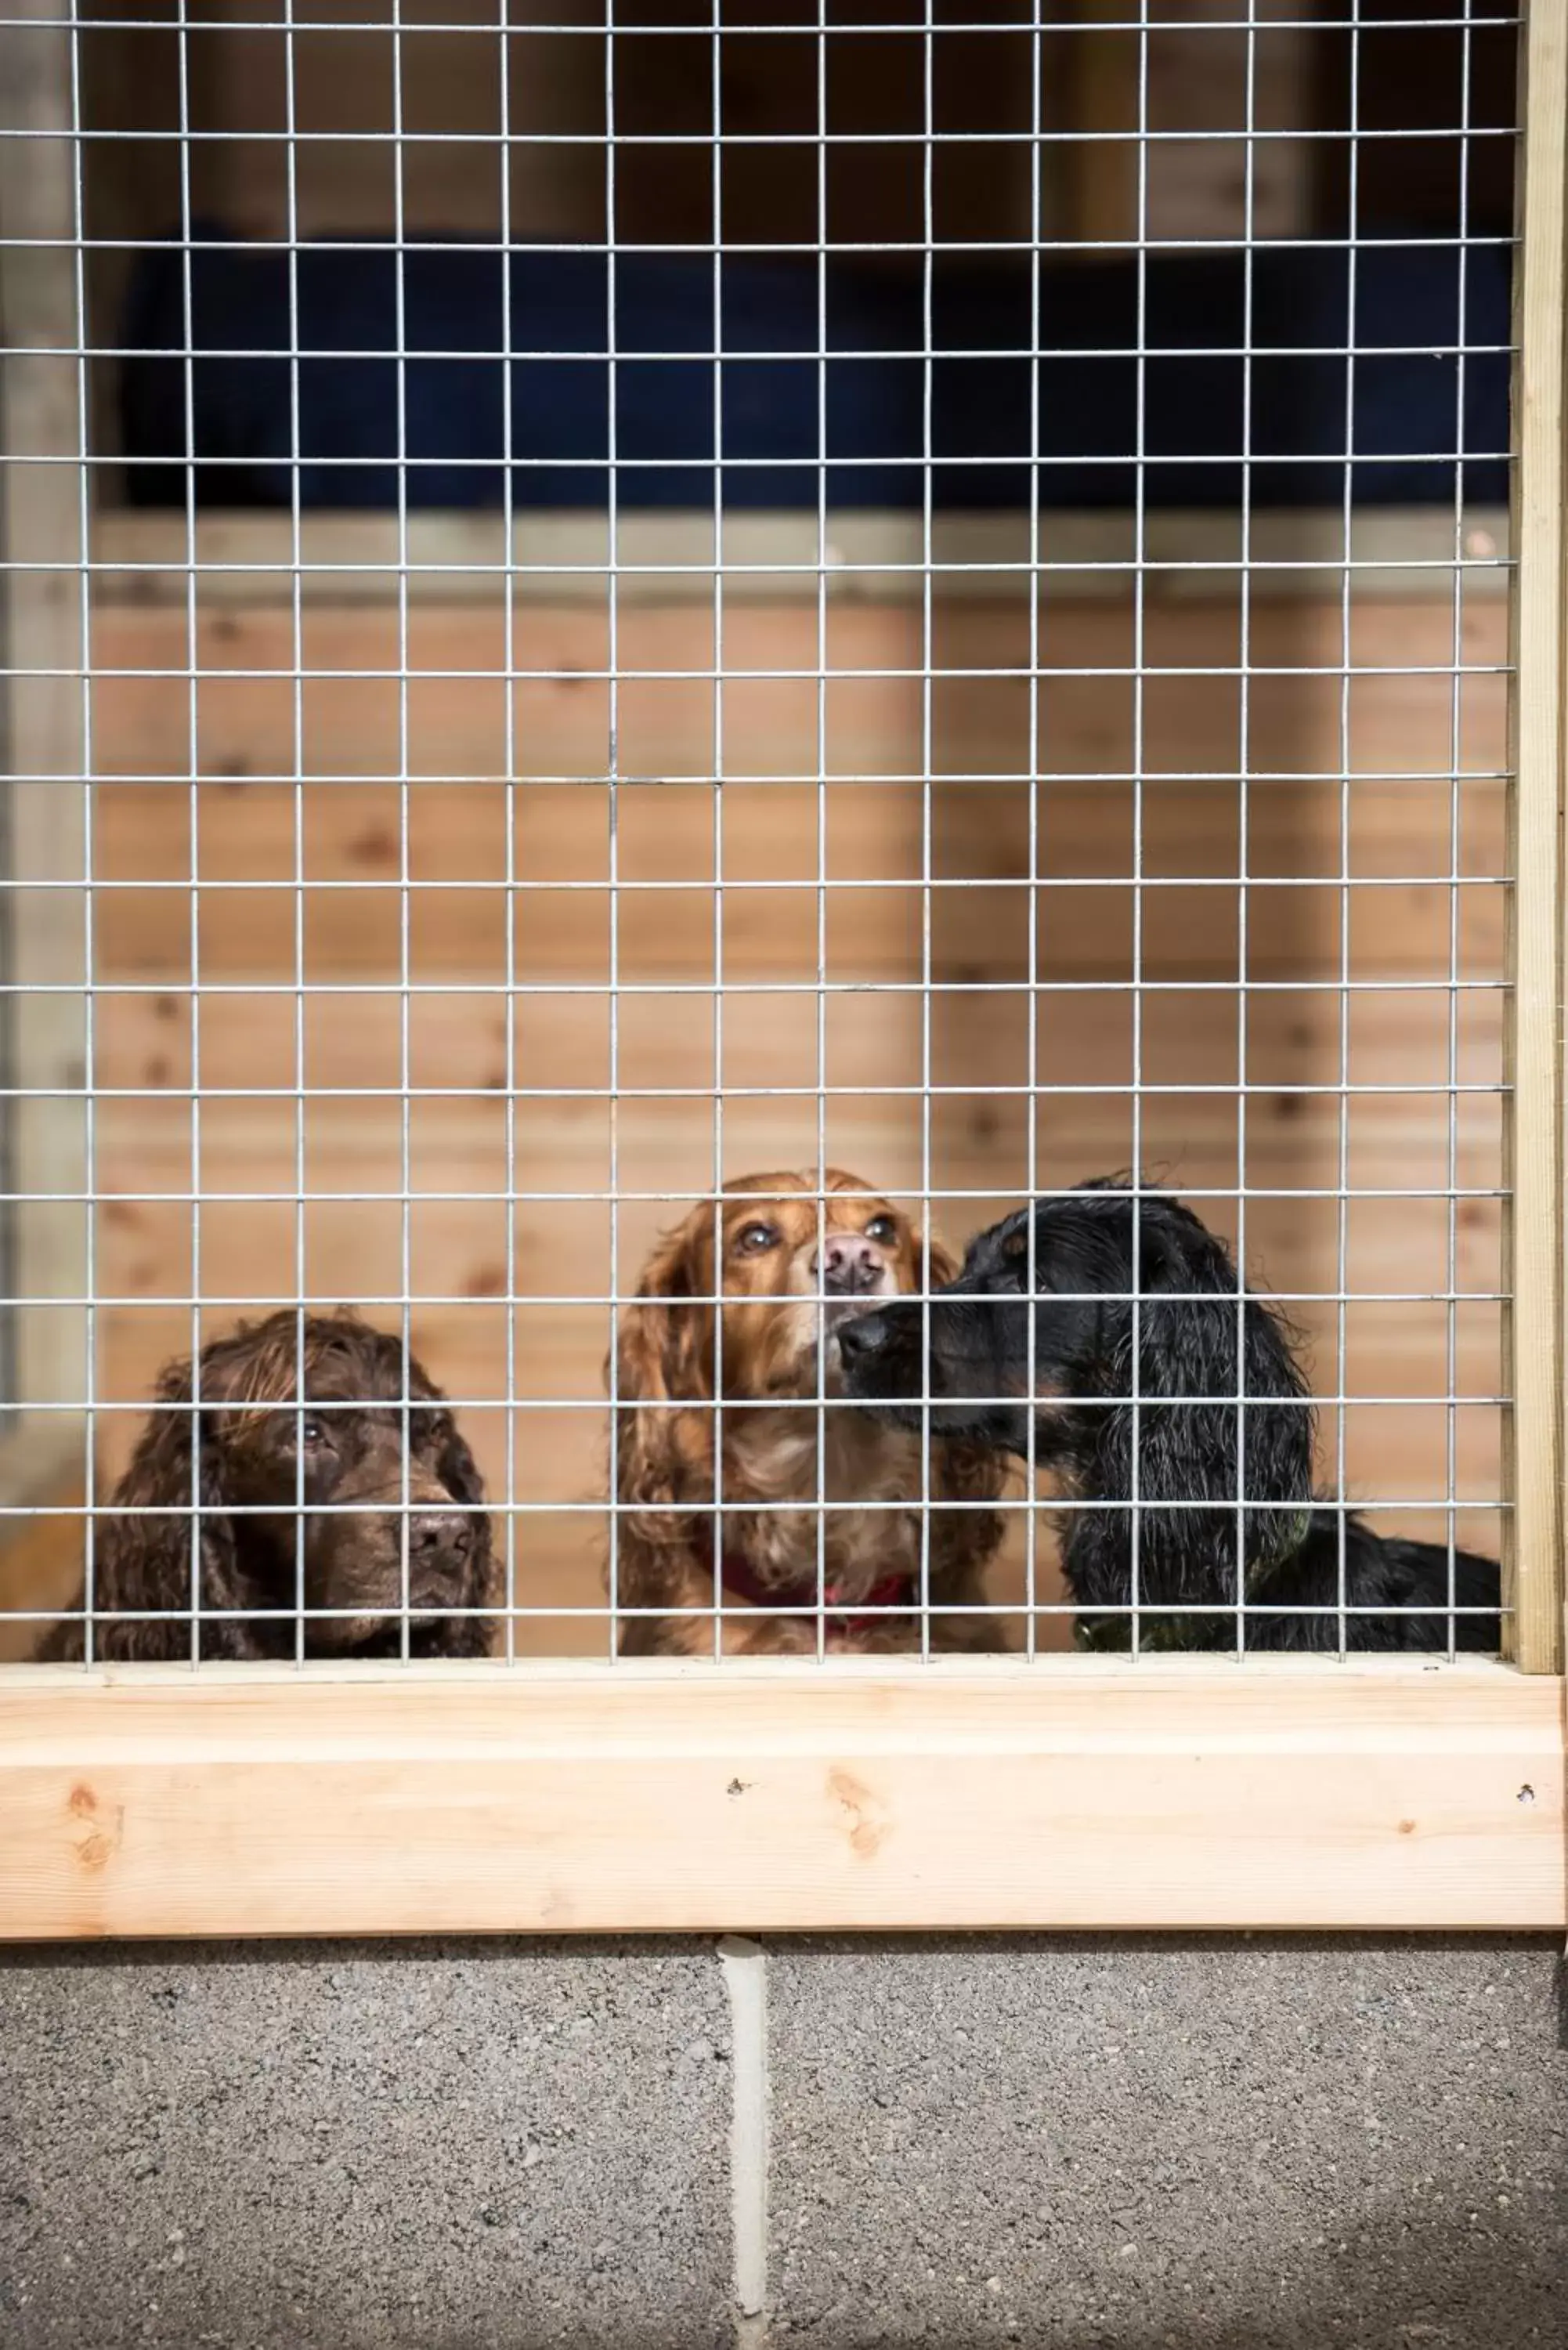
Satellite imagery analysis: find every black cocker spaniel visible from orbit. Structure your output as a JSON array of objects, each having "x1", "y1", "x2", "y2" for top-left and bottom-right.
[{"x1": 838, "y1": 1178, "x2": 1501, "y2": 1653}]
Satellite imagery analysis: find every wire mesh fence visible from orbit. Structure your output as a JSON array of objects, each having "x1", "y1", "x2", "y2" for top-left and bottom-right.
[{"x1": 0, "y1": 0, "x2": 1525, "y2": 1665}]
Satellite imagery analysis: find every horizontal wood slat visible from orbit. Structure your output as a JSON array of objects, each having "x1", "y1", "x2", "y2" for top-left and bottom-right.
[
  {"x1": 0, "y1": 1668, "x2": 1559, "y2": 1936},
  {"x1": 92, "y1": 512, "x2": 1513, "y2": 609}
]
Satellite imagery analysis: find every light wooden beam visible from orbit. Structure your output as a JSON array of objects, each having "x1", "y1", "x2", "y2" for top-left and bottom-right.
[
  {"x1": 1, "y1": 1665, "x2": 1561, "y2": 1938},
  {"x1": 1505, "y1": 0, "x2": 1567, "y2": 1674},
  {"x1": 89, "y1": 508, "x2": 1516, "y2": 609}
]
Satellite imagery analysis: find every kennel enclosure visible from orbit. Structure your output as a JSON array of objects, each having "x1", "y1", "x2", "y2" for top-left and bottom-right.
[{"x1": 0, "y1": 0, "x2": 1564, "y2": 1932}]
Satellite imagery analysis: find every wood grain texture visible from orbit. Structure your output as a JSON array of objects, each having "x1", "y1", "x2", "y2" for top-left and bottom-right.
[
  {"x1": 1505, "y1": 0, "x2": 1567, "y2": 1672},
  {"x1": 0, "y1": 1666, "x2": 1560, "y2": 1936},
  {"x1": 86, "y1": 599, "x2": 1512, "y2": 802}
]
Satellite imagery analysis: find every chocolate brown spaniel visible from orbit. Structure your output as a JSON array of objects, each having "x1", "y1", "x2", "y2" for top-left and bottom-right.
[
  {"x1": 39, "y1": 1309, "x2": 497, "y2": 1661},
  {"x1": 608, "y1": 1169, "x2": 1010, "y2": 1655}
]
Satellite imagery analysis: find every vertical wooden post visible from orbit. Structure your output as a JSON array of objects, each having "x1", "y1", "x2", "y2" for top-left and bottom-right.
[
  {"x1": 1505, "y1": 0, "x2": 1567, "y2": 1672},
  {"x1": 0, "y1": 0, "x2": 89, "y2": 1513}
]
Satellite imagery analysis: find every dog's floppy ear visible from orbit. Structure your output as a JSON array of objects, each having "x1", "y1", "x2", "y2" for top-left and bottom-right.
[
  {"x1": 1231, "y1": 1281, "x2": 1318, "y2": 1567},
  {"x1": 612, "y1": 1205, "x2": 717, "y2": 1409},
  {"x1": 607, "y1": 1203, "x2": 720, "y2": 1554},
  {"x1": 67, "y1": 1351, "x2": 255, "y2": 1661},
  {"x1": 1104, "y1": 1202, "x2": 1315, "y2": 1607},
  {"x1": 435, "y1": 1408, "x2": 498, "y2": 1657}
]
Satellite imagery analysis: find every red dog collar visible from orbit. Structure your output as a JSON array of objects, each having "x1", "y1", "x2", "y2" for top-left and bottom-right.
[{"x1": 721, "y1": 1553, "x2": 914, "y2": 1637}]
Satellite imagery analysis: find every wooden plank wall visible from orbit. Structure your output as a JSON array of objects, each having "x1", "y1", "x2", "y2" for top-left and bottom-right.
[{"x1": 0, "y1": 579, "x2": 1505, "y2": 1658}]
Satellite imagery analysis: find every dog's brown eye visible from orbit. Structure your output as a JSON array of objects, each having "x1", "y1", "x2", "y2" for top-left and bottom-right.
[
  {"x1": 296, "y1": 1415, "x2": 327, "y2": 1448},
  {"x1": 865, "y1": 1215, "x2": 898, "y2": 1247},
  {"x1": 735, "y1": 1222, "x2": 779, "y2": 1255}
]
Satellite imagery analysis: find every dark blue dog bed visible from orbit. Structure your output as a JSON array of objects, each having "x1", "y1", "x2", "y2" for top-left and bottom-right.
[{"x1": 119, "y1": 230, "x2": 1511, "y2": 512}]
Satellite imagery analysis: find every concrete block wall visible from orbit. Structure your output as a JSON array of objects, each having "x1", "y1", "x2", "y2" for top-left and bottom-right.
[{"x1": 3, "y1": 1937, "x2": 1564, "y2": 2348}]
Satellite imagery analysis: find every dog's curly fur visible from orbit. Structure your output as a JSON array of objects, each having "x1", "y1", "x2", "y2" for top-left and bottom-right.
[
  {"x1": 840, "y1": 1177, "x2": 1501, "y2": 1653},
  {"x1": 609, "y1": 1169, "x2": 1010, "y2": 1655},
  {"x1": 38, "y1": 1309, "x2": 497, "y2": 1661}
]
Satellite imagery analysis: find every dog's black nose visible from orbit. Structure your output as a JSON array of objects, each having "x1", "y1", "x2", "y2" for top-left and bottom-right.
[
  {"x1": 411, "y1": 1507, "x2": 474, "y2": 1558},
  {"x1": 819, "y1": 1234, "x2": 884, "y2": 1295},
  {"x1": 836, "y1": 1311, "x2": 888, "y2": 1364}
]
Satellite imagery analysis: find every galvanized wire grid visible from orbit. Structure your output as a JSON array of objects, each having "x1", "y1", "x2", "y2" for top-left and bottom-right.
[{"x1": 0, "y1": 0, "x2": 1513, "y2": 1661}]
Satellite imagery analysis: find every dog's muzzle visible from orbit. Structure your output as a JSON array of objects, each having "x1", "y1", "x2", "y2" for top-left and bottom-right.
[
  {"x1": 815, "y1": 1233, "x2": 889, "y2": 1298},
  {"x1": 836, "y1": 1301, "x2": 917, "y2": 1391}
]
